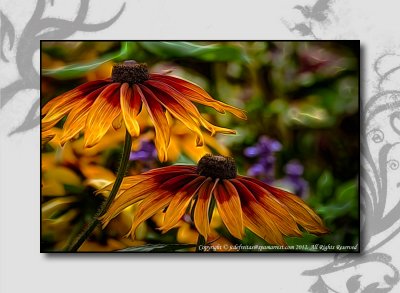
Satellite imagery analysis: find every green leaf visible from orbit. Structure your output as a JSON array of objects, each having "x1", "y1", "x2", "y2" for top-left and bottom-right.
[
  {"x1": 42, "y1": 42, "x2": 134, "y2": 79},
  {"x1": 315, "y1": 180, "x2": 358, "y2": 220},
  {"x1": 285, "y1": 232, "x2": 318, "y2": 247},
  {"x1": 117, "y1": 243, "x2": 196, "y2": 252},
  {"x1": 336, "y1": 181, "x2": 357, "y2": 204},
  {"x1": 139, "y1": 41, "x2": 248, "y2": 62},
  {"x1": 316, "y1": 170, "x2": 334, "y2": 199},
  {"x1": 316, "y1": 202, "x2": 353, "y2": 220}
]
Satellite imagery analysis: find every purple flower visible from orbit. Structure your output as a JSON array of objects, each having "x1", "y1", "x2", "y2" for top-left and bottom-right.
[
  {"x1": 285, "y1": 160, "x2": 304, "y2": 177},
  {"x1": 244, "y1": 146, "x2": 260, "y2": 157},
  {"x1": 244, "y1": 136, "x2": 282, "y2": 158},
  {"x1": 258, "y1": 136, "x2": 282, "y2": 152},
  {"x1": 248, "y1": 163, "x2": 266, "y2": 177},
  {"x1": 283, "y1": 160, "x2": 308, "y2": 197},
  {"x1": 130, "y1": 140, "x2": 157, "y2": 161},
  {"x1": 182, "y1": 213, "x2": 193, "y2": 225},
  {"x1": 244, "y1": 135, "x2": 282, "y2": 183}
]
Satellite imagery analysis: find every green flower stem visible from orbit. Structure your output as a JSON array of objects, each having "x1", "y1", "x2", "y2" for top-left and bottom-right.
[
  {"x1": 196, "y1": 196, "x2": 216, "y2": 252},
  {"x1": 63, "y1": 218, "x2": 85, "y2": 250},
  {"x1": 66, "y1": 130, "x2": 132, "y2": 252}
]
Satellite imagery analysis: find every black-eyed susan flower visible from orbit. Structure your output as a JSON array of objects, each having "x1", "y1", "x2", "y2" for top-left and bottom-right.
[
  {"x1": 42, "y1": 60, "x2": 246, "y2": 162},
  {"x1": 99, "y1": 154, "x2": 328, "y2": 246}
]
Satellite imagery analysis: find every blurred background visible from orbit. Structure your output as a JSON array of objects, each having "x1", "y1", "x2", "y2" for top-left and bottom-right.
[{"x1": 41, "y1": 41, "x2": 359, "y2": 252}]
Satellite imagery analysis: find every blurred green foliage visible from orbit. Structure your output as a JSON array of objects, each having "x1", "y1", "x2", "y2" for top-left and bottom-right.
[{"x1": 41, "y1": 41, "x2": 359, "y2": 252}]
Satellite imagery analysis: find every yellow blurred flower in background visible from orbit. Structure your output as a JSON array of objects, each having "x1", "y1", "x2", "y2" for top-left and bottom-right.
[{"x1": 41, "y1": 127, "x2": 132, "y2": 250}]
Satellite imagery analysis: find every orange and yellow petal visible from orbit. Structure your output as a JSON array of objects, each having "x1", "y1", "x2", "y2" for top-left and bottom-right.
[
  {"x1": 99, "y1": 168, "x2": 197, "y2": 227},
  {"x1": 150, "y1": 74, "x2": 247, "y2": 119},
  {"x1": 193, "y1": 179, "x2": 215, "y2": 239},
  {"x1": 126, "y1": 189, "x2": 174, "y2": 239},
  {"x1": 112, "y1": 113, "x2": 123, "y2": 130},
  {"x1": 136, "y1": 84, "x2": 170, "y2": 162},
  {"x1": 59, "y1": 86, "x2": 107, "y2": 145},
  {"x1": 120, "y1": 83, "x2": 142, "y2": 137},
  {"x1": 214, "y1": 180, "x2": 244, "y2": 239},
  {"x1": 198, "y1": 116, "x2": 237, "y2": 136},
  {"x1": 42, "y1": 97, "x2": 81, "y2": 131},
  {"x1": 42, "y1": 80, "x2": 110, "y2": 131},
  {"x1": 142, "y1": 165, "x2": 197, "y2": 176},
  {"x1": 146, "y1": 79, "x2": 238, "y2": 137},
  {"x1": 231, "y1": 179, "x2": 287, "y2": 246},
  {"x1": 243, "y1": 177, "x2": 328, "y2": 235},
  {"x1": 160, "y1": 176, "x2": 208, "y2": 232},
  {"x1": 59, "y1": 101, "x2": 90, "y2": 145},
  {"x1": 76, "y1": 127, "x2": 125, "y2": 157},
  {"x1": 238, "y1": 177, "x2": 302, "y2": 237},
  {"x1": 99, "y1": 176, "x2": 162, "y2": 225},
  {"x1": 84, "y1": 83, "x2": 121, "y2": 148},
  {"x1": 144, "y1": 80, "x2": 205, "y2": 146},
  {"x1": 126, "y1": 174, "x2": 197, "y2": 238},
  {"x1": 41, "y1": 129, "x2": 57, "y2": 146},
  {"x1": 242, "y1": 201, "x2": 287, "y2": 246}
]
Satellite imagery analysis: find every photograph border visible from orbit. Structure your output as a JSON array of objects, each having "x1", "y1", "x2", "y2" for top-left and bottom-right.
[{"x1": 40, "y1": 40, "x2": 361, "y2": 254}]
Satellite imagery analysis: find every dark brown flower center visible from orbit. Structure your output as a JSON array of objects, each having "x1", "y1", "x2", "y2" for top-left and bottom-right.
[
  {"x1": 196, "y1": 154, "x2": 237, "y2": 179},
  {"x1": 111, "y1": 60, "x2": 149, "y2": 84}
]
